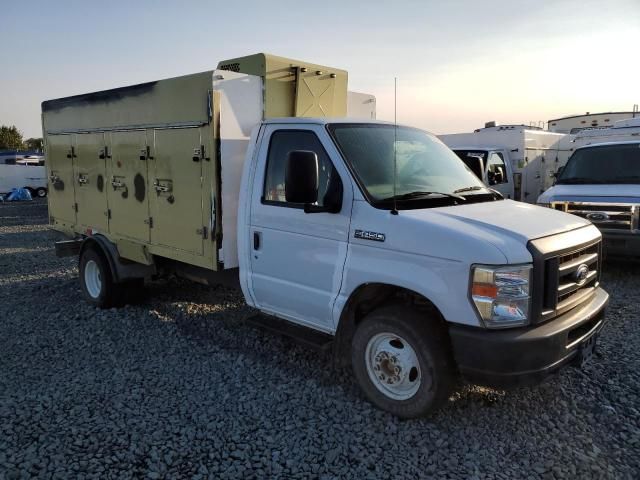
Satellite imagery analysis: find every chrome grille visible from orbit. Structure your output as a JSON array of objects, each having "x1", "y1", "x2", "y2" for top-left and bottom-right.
[
  {"x1": 552, "y1": 201, "x2": 638, "y2": 232},
  {"x1": 555, "y1": 243, "x2": 599, "y2": 310},
  {"x1": 528, "y1": 228, "x2": 602, "y2": 324}
]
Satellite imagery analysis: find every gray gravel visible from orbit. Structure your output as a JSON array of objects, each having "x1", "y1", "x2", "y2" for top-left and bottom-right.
[{"x1": 0, "y1": 199, "x2": 638, "y2": 479}]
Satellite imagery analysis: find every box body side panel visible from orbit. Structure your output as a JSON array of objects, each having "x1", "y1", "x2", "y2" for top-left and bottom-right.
[{"x1": 42, "y1": 71, "x2": 219, "y2": 270}]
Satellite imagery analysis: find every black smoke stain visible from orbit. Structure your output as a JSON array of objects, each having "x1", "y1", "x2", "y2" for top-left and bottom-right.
[
  {"x1": 53, "y1": 180, "x2": 64, "y2": 191},
  {"x1": 96, "y1": 175, "x2": 104, "y2": 192},
  {"x1": 42, "y1": 81, "x2": 157, "y2": 112},
  {"x1": 133, "y1": 174, "x2": 145, "y2": 202}
]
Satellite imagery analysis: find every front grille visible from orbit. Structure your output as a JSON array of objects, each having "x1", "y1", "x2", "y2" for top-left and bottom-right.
[
  {"x1": 540, "y1": 240, "x2": 601, "y2": 321},
  {"x1": 552, "y1": 201, "x2": 638, "y2": 232},
  {"x1": 555, "y1": 243, "x2": 599, "y2": 308},
  {"x1": 528, "y1": 228, "x2": 602, "y2": 324}
]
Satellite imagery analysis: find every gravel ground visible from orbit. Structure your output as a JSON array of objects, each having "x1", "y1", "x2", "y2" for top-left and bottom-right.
[{"x1": 0, "y1": 199, "x2": 638, "y2": 479}]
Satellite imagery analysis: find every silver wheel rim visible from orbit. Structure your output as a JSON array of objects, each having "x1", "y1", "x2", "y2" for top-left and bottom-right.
[
  {"x1": 37, "y1": 189, "x2": 46, "y2": 197},
  {"x1": 365, "y1": 332, "x2": 422, "y2": 401},
  {"x1": 84, "y1": 260, "x2": 102, "y2": 299}
]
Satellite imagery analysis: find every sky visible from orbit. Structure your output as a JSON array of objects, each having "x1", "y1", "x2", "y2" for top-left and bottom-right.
[{"x1": 1, "y1": 0, "x2": 638, "y2": 138}]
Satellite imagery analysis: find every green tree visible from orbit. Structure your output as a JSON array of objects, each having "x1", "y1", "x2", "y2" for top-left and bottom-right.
[
  {"x1": 0, "y1": 125, "x2": 24, "y2": 150},
  {"x1": 23, "y1": 137, "x2": 44, "y2": 152}
]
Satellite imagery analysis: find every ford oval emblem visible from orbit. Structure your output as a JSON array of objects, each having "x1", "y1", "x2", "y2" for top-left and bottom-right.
[
  {"x1": 586, "y1": 212, "x2": 609, "y2": 222},
  {"x1": 575, "y1": 264, "x2": 590, "y2": 286}
]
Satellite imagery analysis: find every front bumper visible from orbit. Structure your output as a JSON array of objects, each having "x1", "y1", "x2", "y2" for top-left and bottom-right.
[
  {"x1": 601, "y1": 231, "x2": 640, "y2": 257},
  {"x1": 449, "y1": 287, "x2": 609, "y2": 388}
]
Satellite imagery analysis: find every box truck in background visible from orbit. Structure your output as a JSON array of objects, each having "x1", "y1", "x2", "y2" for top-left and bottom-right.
[{"x1": 440, "y1": 123, "x2": 570, "y2": 203}]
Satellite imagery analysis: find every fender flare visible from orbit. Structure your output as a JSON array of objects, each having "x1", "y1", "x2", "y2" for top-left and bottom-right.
[{"x1": 80, "y1": 235, "x2": 155, "y2": 282}]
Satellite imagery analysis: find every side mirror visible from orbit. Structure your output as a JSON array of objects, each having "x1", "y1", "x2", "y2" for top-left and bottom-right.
[
  {"x1": 552, "y1": 166, "x2": 564, "y2": 185},
  {"x1": 285, "y1": 150, "x2": 319, "y2": 205}
]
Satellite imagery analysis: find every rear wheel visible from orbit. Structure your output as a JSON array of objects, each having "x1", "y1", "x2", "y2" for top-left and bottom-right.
[
  {"x1": 79, "y1": 247, "x2": 124, "y2": 308},
  {"x1": 351, "y1": 305, "x2": 456, "y2": 418},
  {"x1": 35, "y1": 187, "x2": 47, "y2": 198}
]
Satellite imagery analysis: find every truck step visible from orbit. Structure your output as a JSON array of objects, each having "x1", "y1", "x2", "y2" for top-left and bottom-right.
[{"x1": 245, "y1": 314, "x2": 333, "y2": 352}]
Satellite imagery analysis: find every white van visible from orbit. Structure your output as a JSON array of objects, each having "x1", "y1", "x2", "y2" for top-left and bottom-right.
[{"x1": 538, "y1": 141, "x2": 640, "y2": 257}]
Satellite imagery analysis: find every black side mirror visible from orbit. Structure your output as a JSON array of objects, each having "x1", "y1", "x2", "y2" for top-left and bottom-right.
[
  {"x1": 285, "y1": 150, "x2": 319, "y2": 205},
  {"x1": 553, "y1": 166, "x2": 564, "y2": 185}
]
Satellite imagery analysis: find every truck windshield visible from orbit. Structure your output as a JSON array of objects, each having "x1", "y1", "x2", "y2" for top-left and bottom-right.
[
  {"x1": 557, "y1": 143, "x2": 640, "y2": 184},
  {"x1": 328, "y1": 124, "x2": 492, "y2": 207}
]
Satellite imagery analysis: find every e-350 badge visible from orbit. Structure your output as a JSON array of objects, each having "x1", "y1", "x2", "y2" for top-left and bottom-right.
[{"x1": 354, "y1": 229, "x2": 386, "y2": 242}]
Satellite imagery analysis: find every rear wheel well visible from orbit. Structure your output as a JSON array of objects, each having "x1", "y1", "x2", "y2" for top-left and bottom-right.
[
  {"x1": 334, "y1": 283, "x2": 447, "y2": 367},
  {"x1": 80, "y1": 237, "x2": 118, "y2": 281}
]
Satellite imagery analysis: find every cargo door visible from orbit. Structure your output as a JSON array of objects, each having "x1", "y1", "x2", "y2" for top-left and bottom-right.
[
  {"x1": 149, "y1": 128, "x2": 204, "y2": 255},
  {"x1": 294, "y1": 67, "x2": 337, "y2": 117},
  {"x1": 74, "y1": 132, "x2": 108, "y2": 232},
  {"x1": 107, "y1": 131, "x2": 150, "y2": 242},
  {"x1": 46, "y1": 134, "x2": 76, "y2": 225}
]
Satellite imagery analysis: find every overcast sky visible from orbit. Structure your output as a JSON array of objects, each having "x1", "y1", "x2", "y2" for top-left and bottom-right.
[{"x1": 1, "y1": 0, "x2": 638, "y2": 138}]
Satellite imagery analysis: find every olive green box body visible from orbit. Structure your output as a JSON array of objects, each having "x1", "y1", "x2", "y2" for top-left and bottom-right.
[{"x1": 42, "y1": 53, "x2": 348, "y2": 270}]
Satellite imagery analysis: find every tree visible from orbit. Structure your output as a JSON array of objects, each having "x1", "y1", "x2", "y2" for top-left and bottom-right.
[
  {"x1": 23, "y1": 137, "x2": 44, "y2": 152},
  {"x1": 0, "y1": 125, "x2": 24, "y2": 150}
]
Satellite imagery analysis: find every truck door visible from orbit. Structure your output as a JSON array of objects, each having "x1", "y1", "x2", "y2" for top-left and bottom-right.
[
  {"x1": 248, "y1": 125, "x2": 351, "y2": 331},
  {"x1": 486, "y1": 151, "x2": 513, "y2": 199},
  {"x1": 149, "y1": 128, "x2": 204, "y2": 255},
  {"x1": 74, "y1": 133, "x2": 108, "y2": 232},
  {"x1": 106, "y1": 131, "x2": 150, "y2": 243},
  {"x1": 46, "y1": 134, "x2": 76, "y2": 226}
]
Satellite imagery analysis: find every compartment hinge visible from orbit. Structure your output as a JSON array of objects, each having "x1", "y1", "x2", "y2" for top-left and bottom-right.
[
  {"x1": 144, "y1": 217, "x2": 154, "y2": 228},
  {"x1": 196, "y1": 226, "x2": 208, "y2": 239}
]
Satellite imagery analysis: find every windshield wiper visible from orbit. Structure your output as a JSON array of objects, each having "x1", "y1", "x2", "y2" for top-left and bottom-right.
[
  {"x1": 556, "y1": 177, "x2": 606, "y2": 184},
  {"x1": 611, "y1": 175, "x2": 640, "y2": 183},
  {"x1": 383, "y1": 191, "x2": 466, "y2": 202},
  {"x1": 453, "y1": 185, "x2": 485, "y2": 194}
]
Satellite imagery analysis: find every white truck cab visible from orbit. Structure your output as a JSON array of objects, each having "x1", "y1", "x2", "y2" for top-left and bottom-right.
[
  {"x1": 447, "y1": 147, "x2": 515, "y2": 199},
  {"x1": 44, "y1": 62, "x2": 609, "y2": 418},
  {"x1": 233, "y1": 118, "x2": 609, "y2": 416},
  {"x1": 440, "y1": 124, "x2": 571, "y2": 203},
  {"x1": 538, "y1": 140, "x2": 640, "y2": 258}
]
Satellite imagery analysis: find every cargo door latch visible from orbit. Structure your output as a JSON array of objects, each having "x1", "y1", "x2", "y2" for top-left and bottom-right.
[{"x1": 196, "y1": 226, "x2": 208, "y2": 239}]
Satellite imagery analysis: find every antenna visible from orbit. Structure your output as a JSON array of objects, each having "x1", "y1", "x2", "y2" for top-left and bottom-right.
[{"x1": 391, "y1": 77, "x2": 399, "y2": 215}]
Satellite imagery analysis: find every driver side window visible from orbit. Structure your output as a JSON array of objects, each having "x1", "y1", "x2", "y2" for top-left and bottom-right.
[
  {"x1": 487, "y1": 152, "x2": 507, "y2": 185},
  {"x1": 263, "y1": 130, "x2": 339, "y2": 208}
]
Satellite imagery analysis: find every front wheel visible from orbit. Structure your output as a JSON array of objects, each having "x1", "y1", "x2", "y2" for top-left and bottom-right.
[
  {"x1": 35, "y1": 187, "x2": 47, "y2": 198},
  {"x1": 351, "y1": 305, "x2": 456, "y2": 418}
]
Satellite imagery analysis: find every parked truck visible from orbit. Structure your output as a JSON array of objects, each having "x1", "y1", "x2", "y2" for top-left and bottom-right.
[
  {"x1": 538, "y1": 118, "x2": 640, "y2": 258},
  {"x1": 43, "y1": 53, "x2": 609, "y2": 418},
  {"x1": 440, "y1": 123, "x2": 571, "y2": 202}
]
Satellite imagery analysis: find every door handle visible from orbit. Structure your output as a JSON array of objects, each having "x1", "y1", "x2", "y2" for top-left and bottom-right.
[{"x1": 253, "y1": 232, "x2": 261, "y2": 250}]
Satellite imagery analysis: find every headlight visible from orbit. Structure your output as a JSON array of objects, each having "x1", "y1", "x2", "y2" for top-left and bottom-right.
[{"x1": 471, "y1": 265, "x2": 532, "y2": 328}]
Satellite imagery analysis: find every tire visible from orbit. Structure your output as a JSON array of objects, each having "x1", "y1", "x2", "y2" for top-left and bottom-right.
[
  {"x1": 79, "y1": 247, "x2": 124, "y2": 308},
  {"x1": 351, "y1": 304, "x2": 456, "y2": 418},
  {"x1": 35, "y1": 187, "x2": 47, "y2": 198}
]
